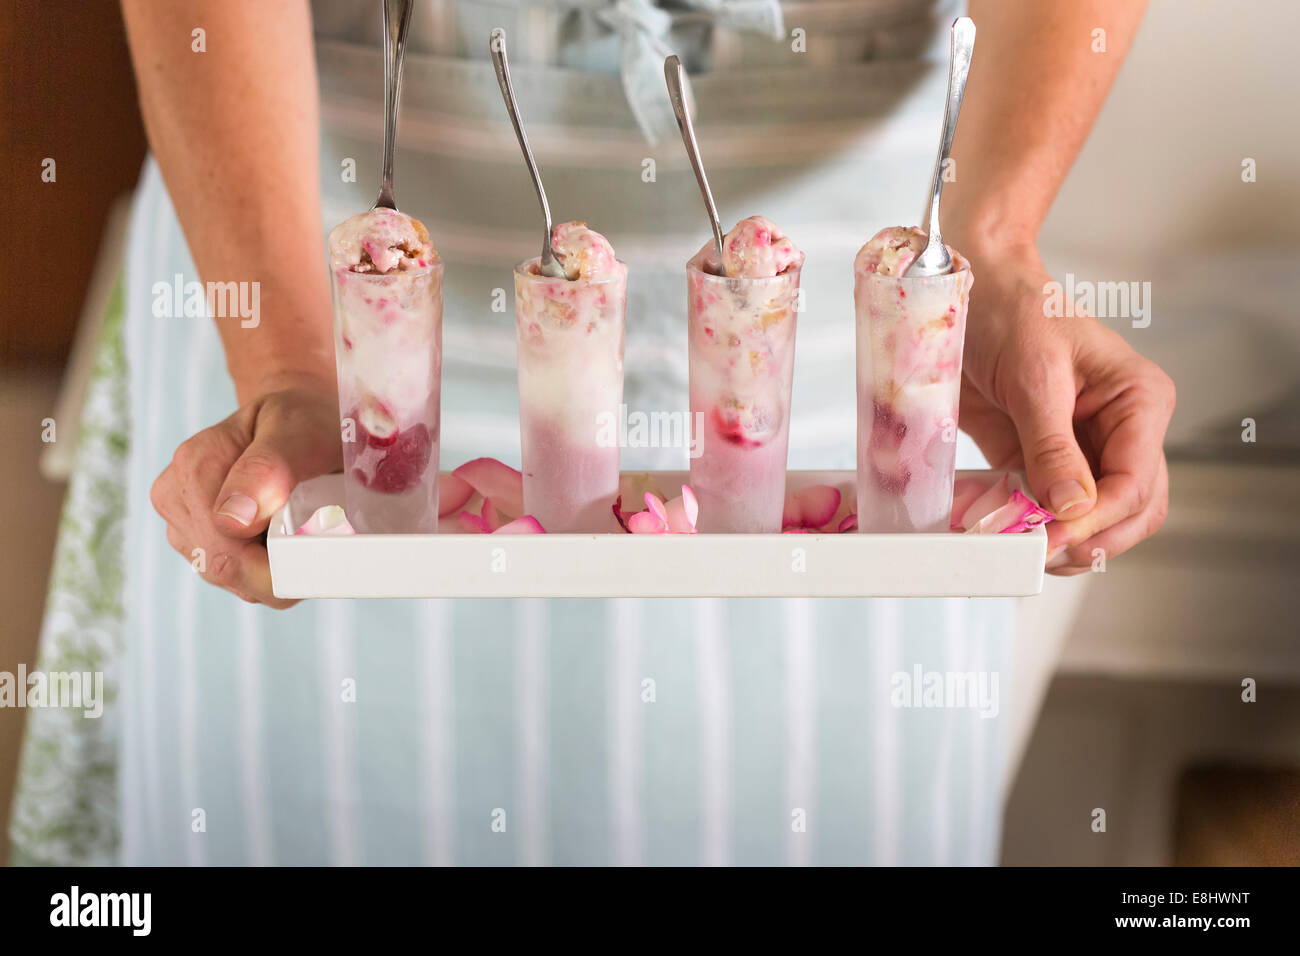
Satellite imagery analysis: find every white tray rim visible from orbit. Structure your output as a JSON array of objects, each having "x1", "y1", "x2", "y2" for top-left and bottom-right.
[{"x1": 268, "y1": 470, "x2": 1046, "y2": 599}]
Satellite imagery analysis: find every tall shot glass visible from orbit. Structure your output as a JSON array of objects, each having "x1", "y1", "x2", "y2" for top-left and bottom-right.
[
  {"x1": 514, "y1": 259, "x2": 628, "y2": 532},
  {"x1": 332, "y1": 260, "x2": 444, "y2": 533},
  {"x1": 686, "y1": 249, "x2": 803, "y2": 533},
  {"x1": 854, "y1": 257, "x2": 972, "y2": 533}
]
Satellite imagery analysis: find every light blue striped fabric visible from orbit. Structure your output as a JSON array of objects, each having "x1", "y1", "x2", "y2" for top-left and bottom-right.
[{"x1": 109, "y1": 0, "x2": 1018, "y2": 866}]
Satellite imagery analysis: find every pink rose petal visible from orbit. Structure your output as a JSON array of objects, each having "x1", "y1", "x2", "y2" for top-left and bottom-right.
[
  {"x1": 781, "y1": 495, "x2": 801, "y2": 529},
  {"x1": 966, "y1": 489, "x2": 1056, "y2": 534},
  {"x1": 628, "y1": 510, "x2": 667, "y2": 534},
  {"x1": 295, "y1": 505, "x2": 356, "y2": 536},
  {"x1": 451, "y1": 458, "x2": 524, "y2": 518},
  {"x1": 967, "y1": 500, "x2": 1022, "y2": 534},
  {"x1": 959, "y1": 475, "x2": 1010, "y2": 531},
  {"x1": 620, "y1": 485, "x2": 699, "y2": 535},
  {"x1": 457, "y1": 510, "x2": 492, "y2": 534},
  {"x1": 999, "y1": 490, "x2": 1055, "y2": 533},
  {"x1": 614, "y1": 475, "x2": 669, "y2": 532},
  {"x1": 438, "y1": 473, "x2": 475, "y2": 517},
  {"x1": 480, "y1": 497, "x2": 505, "y2": 532},
  {"x1": 820, "y1": 483, "x2": 855, "y2": 532},
  {"x1": 681, "y1": 485, "x2": 699, "y2": 527},
  {"x1": 800, "y1": 485, "x2": 841, "y2": 527},
  {"x1": 782, "y1": 484, "x2": 842, "y2": 529},
  {"x1": 950, "y1": 477, "x2": 988, "y2": 531},
  {"x1": 611, "y1": 495, "x2": 633, "y2": 533},
  {"x1": 494, "y1": 515, "x2": 546, "y2": 534},
  {"x1": 837, "y1": 513, "x2": 858, "y2": 533},
  {"x1": 663, "y1": 494, "x2": 698, "y2": 534},
  {"x1": 644, "y1": 492, "x2": 668, "y2": 524}
]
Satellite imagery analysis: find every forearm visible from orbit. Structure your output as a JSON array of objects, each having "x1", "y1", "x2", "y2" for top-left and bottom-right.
[
  {"x1": 945, "y1": 0, "x2": 1147, "y2": 260},
  {"x1": 122, "y1": 0, "x2": 333, "y2": 404}
]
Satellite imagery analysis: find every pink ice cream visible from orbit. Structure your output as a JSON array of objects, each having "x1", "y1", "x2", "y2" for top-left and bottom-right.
[
  {"x1": 515, "y1": 221, "x2": 627, "y2": 532},
  {"x1": 711, "y1": 215, "x2": 802, "y2": 278},
  {"x1": 549, "y1": 221, "x2": 620, "y2": 281},
  {"x1": 853, "y1": 225, "x2": 972, "y2": 533},
  {"x1": 853, "y1": 224, "x2": 932, "y2": 277},
  {"x1": 686, "y1": 219, "x2": 804, "y2": 532},
  {"x1": 854, "y1": 226, "x2": 970, "y2": 403},
  {"x1": 328, "y1": 207, "x2": 436, "y2": 275},
  {"x1": 328, "y1": 207, "x2": 443, "y2": 532}
]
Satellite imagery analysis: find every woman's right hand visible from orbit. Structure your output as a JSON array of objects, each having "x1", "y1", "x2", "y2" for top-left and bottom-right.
[{"x1": 150, "y1": 375, "x2": 341, "y2": 608}]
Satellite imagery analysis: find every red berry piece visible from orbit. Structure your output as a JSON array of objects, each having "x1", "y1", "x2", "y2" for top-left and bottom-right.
[
  {"x1": 872, "y1": 463, "x2": 911, "y2": 494},
  {"x1": 710, "y1": 406, "x2": 762, "y2": 448},
  {"x1": 369, "y1": 423, "x2": 433, "y2": 494},
  {"x1": 871, "y1": 400, "x2": 907, "y2": 444}
]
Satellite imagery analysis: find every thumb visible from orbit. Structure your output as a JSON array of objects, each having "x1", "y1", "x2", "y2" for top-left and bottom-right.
[
  {"x1": 1009, "y1": 386, "x2": 1097, "y2": 520},
  {"x1": 213, "y1": 441, "x2": 298, "y2": 538},
  {"x1": 213, "y1": 403, "x2": 339, "y2": 537}
]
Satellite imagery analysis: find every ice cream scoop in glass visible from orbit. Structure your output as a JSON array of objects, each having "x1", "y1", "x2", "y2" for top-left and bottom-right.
[
  {"x1": 854, "y1": 226, "x2": 971, "y2": 533},
  {"x1": 515, "y1": 222, "x2": 627, "y2": 532},
  {"x1": 493, "y1": 30, "x2": 626, "y2": 530},
  {"x1": 329, "y1": 210, "x2": 443, "y2": 533},
  {"x1": 853, "y1": 18, "x2": 976, "y2": 532},
  {"x1": 663, "y1": 61, "x2": 804, "y2": 530},
  {"x1": 687, "y1": 217, "x2": 804, "y2": 532},
  {"x1": 325, "y1": 0, "x2": 444, "y2": 532}
]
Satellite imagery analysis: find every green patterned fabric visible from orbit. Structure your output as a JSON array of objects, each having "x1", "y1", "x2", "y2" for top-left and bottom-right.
[{"x1": 9, "y1": 277, "x2": 129, "y2": 866}]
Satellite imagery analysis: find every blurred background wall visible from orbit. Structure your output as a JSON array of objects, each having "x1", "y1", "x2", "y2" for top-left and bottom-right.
[{"x1": 1, "y1": 0, "x2": 1296, "y2": 866}]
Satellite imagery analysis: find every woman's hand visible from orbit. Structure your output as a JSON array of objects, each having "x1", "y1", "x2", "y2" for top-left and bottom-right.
[
  {"x1": 958, "y1": 248, "x2": 1175, "y2": 575},
  {"x1": 150, "y1": 375, "x2": 341, "y2": 607},
  {"x1": 936, "y1": 0, "x2": 1156, "y2": 572}
]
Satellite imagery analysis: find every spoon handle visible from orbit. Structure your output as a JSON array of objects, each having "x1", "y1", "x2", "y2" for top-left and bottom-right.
[
  {"x1": 490, "y1": 28, "x2": 563, "y2": 277},
  {"x1": 376, "y1": 0, "x2": 414, "y2": 210},
  {"x1": 919, "y1": 17, "x2": 975, "y2": 251},
  {"x1": 664, "y1": 56, "x2": 726, "y2": 275}
]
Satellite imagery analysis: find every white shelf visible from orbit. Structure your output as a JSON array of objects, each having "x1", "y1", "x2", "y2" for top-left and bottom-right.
[{"x1": 268, "y1": 470, "x2": 1046, "y2": 599}]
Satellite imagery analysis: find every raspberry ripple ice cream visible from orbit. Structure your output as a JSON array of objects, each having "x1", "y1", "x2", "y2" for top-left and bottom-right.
[
  {"x1": 688, "y1": 216, "x2": 804, "y2": 532},
  {"x1": 854, "y1": 225, "x2": 972, "y2": 533},
  {"x1": 514, "y1": 221, "x2": 627, "y2": 532},
  {"x1": 328, "y1": 207, "x2": 443, "y2": 533}
]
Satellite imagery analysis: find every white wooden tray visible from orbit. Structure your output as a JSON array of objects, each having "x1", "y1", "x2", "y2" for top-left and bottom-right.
[{"x1": 267, "y1": 471, "x2": 1046, "y2": 599}]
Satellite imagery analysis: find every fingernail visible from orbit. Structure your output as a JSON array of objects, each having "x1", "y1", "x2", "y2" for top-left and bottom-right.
[
  {"x1": 1048, "y1": 480, "x2": 1089, "y2": 517},
  {"x1": 1046, "y1": 546, "x2": 1070, "y2": 570},
  {"x1": 217, "y1": 493, "x2": 259, "y2": 526}
]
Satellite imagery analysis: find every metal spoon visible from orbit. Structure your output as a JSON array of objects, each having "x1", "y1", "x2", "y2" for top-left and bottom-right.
[
  {"x1": 490, "y1": 28, "x2": 565, "y2": 278},
  {"x1": 664, "y1": 55, "x2": 726, "y2": 277},
  {"x1": 375, "y1": 0, "x2": 415, "y2": 211},
  {"x1": 905, "y1": 17, "x2": 976, "y2": 278}
]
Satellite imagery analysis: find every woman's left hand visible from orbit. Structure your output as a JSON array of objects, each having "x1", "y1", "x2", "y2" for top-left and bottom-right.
[{"x1": 957, "y1": 248, "x2": 1176, "y2": 575}]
